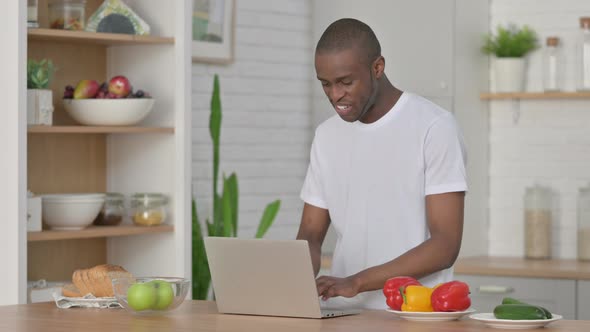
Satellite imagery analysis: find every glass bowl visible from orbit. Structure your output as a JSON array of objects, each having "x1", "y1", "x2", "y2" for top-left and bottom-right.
[{"x1": 112, "y1": 277, "x2": 190, "y2": 315}]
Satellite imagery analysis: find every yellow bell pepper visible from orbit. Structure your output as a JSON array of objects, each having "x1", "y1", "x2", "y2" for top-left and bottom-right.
[{"x1": 401, "y1": 285, "x2": 434, "y2": 312}]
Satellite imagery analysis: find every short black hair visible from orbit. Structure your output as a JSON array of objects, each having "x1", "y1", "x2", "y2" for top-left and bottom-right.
[{"x1": 316, "y1": 18, "x2": 381, "y2": 64}]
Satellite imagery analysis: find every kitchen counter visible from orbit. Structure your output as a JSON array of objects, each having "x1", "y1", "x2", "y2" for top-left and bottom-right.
[
  {"x1": 321, "y1": 255, "x2": 590, "y2": 280},
  {"x1": 455, "y1": 256, "x2": 590, "y2": 280},
  {"x1": 0, "y1": 301, "x2": 588, "y2": 332}
]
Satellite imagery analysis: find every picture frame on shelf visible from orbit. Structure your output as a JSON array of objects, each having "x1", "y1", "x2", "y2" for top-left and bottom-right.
[{"x1": 191, "y1": 0, "x2": 235, "y2": 64}]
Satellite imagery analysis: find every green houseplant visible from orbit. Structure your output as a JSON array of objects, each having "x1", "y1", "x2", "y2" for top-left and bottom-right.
[
  {"x1": 482, "y1": 24, "x2": 539, "y2": 93},
  {"x1": 192, "y1": 74, "x2": 281, "y2": 300},
  {"x1": 27, "y1": 58, "x2": 56, "y2": 125}
]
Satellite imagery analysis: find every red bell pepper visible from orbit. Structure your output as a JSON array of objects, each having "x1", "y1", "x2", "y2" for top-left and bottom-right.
[
  {"x1": 383, "y1": 276, "x2": 421, "y2": 311},
  {"x1": 431, "y1": 280, "x2": 471, "y2": 312}
]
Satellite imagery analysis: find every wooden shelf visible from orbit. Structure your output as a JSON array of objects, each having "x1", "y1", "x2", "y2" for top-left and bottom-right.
[
  {"x1": 28, "y1": 224, "x2": 174, "y2": 242},
  {"x1": 27, "y1": 126, "x2": 174, "y2": 134},
  {"x1": 480, "y1": 92, "x2": 590, "y2": 100},
  {"x1": 27, "y1": 28, "x2": 174, "y2": 46}
]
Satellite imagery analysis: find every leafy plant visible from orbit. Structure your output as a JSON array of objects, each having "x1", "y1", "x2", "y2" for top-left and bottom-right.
[
  {"x1": 27, "y1": 59, "x2": 56, "y2": 89},
  {"x1": 482, "y1": 24, "x2": 539, "y2": 58},
  {"x1": 192, "y1": 74, "x2": 281, "y2": 300}
]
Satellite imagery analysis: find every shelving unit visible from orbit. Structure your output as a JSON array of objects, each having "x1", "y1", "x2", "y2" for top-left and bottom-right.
[
  {"x1": 480, "y1": 92, "x2": 590, "y2": 100},
  {"x1": 24, "y1": 0, "x2": 191, "y2": 291}
]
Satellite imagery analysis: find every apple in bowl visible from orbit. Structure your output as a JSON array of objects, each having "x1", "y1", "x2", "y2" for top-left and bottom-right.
[{"x1": 112, "y1": 277, "x2": 190, "y2": 315}]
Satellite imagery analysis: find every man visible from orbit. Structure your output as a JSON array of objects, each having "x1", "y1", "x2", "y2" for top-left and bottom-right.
[{"x1": 296, "y1": 18, "x2": 467, "y2": 310}]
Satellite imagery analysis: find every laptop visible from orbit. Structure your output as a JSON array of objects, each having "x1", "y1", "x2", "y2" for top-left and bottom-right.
[{"x1": 203, "y1": 237, "x2": 362, "y2": 319}]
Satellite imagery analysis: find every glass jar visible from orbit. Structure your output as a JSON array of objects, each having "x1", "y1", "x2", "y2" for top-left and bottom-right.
[
  {"x1": 524, "y1": 185, "x2": 553, "y2": 259},
  {"x1": 577, "y1": 17, "x2": 590, "y2": 91},
  {"x1": 543, "y1": 37, "x2": 561, "y2": 92},
  {"x1": 28, "y1": 0, "x2": 39, "y2": 28},
  {"x1": 93, "y1": 193, "x2": 125, "y2": 226},
  {"x1": 577, "y1": 185, "x2": 590, "y2": 261},
  {"x1": 48, "y1": 0, "x2": 86, "y2": 31},
  {"x1": 130, "y1": 193, "x2": 168, "y2": 226}
]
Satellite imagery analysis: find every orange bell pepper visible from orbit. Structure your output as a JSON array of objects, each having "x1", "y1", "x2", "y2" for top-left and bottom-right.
[{"x1": 401, "y1": 285, "x2": 433, "y2": 312}]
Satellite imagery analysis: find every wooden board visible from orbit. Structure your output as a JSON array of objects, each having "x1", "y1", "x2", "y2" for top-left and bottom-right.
[
  {"x1": 28, "y1": 126, "x2": 174, "y2": 134},
  {"x1": 28, "y1": 239, "x2": 106, "y2": 281},
  {"x1": 28, "y1": 133, "x2": 106, "y2": 195},
  {"x1": 28, "y1": 225, "x2": 174, "y2": 242},
  {"x1": 480, "y1": 92, "x2": 590, "y2": 100}
]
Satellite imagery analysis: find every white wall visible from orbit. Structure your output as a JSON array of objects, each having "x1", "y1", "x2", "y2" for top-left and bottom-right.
[
  {"x1": 0, "y1": 0, "x2": 27, "y2": 305},
  {"x1": 488, "y1": 0, "x2": 590, "y2": 258},
  {"x1": 191, "y1": 0, "x2": 312, "y2": 239}
]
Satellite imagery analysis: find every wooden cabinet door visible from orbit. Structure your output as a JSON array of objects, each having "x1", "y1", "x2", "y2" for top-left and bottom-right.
[{"x1": 456, "y1": 274, "x2": 577, "y2": 319}]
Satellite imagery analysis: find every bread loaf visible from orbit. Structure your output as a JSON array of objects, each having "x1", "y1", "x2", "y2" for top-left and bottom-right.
[
  {"x1": 61, "y1": 283, "x2": 82, "y2": 297},
  {"x1": 71, "y1": 264, "x2": 133, "y2": 297}
]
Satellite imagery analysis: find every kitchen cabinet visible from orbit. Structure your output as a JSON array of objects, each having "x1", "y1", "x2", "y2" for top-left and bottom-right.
[
  {"x1": 22, "y1": 0, "x2": 191, "y2": 299},
  {"x1": 312, "y1": 0, "x2": 490, "y2": 257},
  {"x1": 578, "y1": 281, "x2": 590, "y2": 320},
  {"x1": 456, "y1": 274, "x2": 576, "y2": 319}
]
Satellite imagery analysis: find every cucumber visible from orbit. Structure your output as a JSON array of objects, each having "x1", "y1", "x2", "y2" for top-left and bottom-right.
[
  {"x1": 493, "y1": 304, "x2": 549, "y2": 320},
  {"x1": 501, "y1": 297, "x2": 552, "y2": 319}
]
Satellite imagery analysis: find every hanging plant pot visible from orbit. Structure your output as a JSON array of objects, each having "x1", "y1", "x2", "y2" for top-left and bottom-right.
[{"x1": 494, "y1": 57, "x2": 526, "y2": 93}]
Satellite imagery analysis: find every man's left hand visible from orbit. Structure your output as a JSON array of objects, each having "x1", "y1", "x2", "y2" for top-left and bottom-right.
[{"x1": 316, "y1": 275, "x2": 360, "y2": 300}]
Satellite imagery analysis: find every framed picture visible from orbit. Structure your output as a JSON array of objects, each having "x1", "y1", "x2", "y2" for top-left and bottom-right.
[{"x1": 192, "y1": 0, "x2": 235, "y2": 64}]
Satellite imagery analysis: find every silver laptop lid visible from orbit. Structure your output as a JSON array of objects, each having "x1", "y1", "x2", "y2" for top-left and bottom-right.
[{"x1": 204, "y1": 237, "x2": 323, "y2": 318}]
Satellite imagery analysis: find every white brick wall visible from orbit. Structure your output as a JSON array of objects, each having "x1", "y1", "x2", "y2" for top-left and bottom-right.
[
  {"x1": 489, "y1": 0, "x2": 590, "y2": 258},
  {"x1": 191, "y1": 0, "x2": 312, "y2": 239}
]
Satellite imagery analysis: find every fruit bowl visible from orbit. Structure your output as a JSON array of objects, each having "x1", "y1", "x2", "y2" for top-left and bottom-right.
[
  {"x1": 63, "y1": 98, "x2": 155, "y2": 126},
  {"x1": 112, "y1": 277, "x2": 190, "y2": 315},
  {"x1": 42, "y1": 193, "x2": 105, "y2": 230}
]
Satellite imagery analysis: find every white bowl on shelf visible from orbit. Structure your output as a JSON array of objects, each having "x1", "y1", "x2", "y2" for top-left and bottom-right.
[
  {"x1": 63, "y1": 98, "x2": 155, "y2": 126},
  {"x1": 42, "y1": 193, "x2": 105, "y2": 230}
]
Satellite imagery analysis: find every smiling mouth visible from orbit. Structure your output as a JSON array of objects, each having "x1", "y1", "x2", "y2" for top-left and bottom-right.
[{"x1": 335, "y1": 104, "x2": 352, "y2": 116}]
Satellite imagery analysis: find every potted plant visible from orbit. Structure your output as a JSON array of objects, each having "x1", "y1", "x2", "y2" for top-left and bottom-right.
[
  {"x1": 482, "y1": 24, "x2": 539, "y2": 92},
  {"x1": 192, "y1": 74, "x2": 281, "y2": 300},
  {"x1": 27, "y1": 58, "x2": 56, "y2": 125}
]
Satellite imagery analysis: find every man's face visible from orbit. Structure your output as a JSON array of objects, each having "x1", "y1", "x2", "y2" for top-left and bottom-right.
[{"x1": 315, "y1": 48, "x2": 378, "y2": 123}]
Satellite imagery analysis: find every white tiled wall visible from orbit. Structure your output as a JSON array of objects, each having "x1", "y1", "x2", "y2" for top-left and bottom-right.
[
  {"x1": 489, "y1": 0, "x2": 590, "y2": 258},
  {"x1": 191, "y1": 0, "x2": 312, "y2": 239}
]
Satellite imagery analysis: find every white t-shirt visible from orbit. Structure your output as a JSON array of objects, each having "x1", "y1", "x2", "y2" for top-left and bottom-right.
[{"x1": 300, "y1": 92, "x2": 468, "y2": 309}]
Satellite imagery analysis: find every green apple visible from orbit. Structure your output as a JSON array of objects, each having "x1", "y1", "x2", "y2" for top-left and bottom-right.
[
  {"x1": 127, "y1": 283, "x2": 156, "y2": 311},
  {"x1": 149, "y1": 280, "x2": 175, "y2": 310}
]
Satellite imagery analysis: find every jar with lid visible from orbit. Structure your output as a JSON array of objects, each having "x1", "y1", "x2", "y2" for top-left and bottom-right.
[
  {"x1": 48, "y1": 0, "x2": 86, "y2": 30},
  {"x1": 130, "y1": 193, "x2": 168, "y2": 226},
  {"x1": 577, "y1": 184, "x2": 590, "y2": 261},
  {"x1": 93, "y1": 193, "x2": 125, "y2": 226},
  {"x1": 543, "y1": 37, "x2": 562, "y2": 92},
  {"x1": 577, "y1": 17, "x2": 590, "y2": 91},
  {"x1": 524, "y1": 185, "x2": 553, "y2": 259},
  {"x1": 28, "y1": 0, "x2": 39, "y2": 28}
]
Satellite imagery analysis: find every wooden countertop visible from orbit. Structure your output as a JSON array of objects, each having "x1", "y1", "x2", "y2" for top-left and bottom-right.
[
  {"x1": 455, "y1": 256, "x2": 590, "y2": 280},
  {"x1": 0, "y1": 301, "x2": 588, "y2": 332}
]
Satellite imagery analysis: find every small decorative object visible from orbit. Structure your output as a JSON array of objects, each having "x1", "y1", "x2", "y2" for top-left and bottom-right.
[
  {"x1": 48, "y1": 0, "x2": 86, "y2": 30},
  {"x1": 543, "y1": 37, "x2": 561, "y2": 92},
  {"x1": 85, "y1": 0, "x2": 150, "y2": 35},
  {"x1": 482, "y1": 24, "x2": 539, "y2": 92},
  {"x1": 577, "y1": 17, "x2": 590, "y2": 91},
  {"x1": 27, "y1": 59, "x2": 56, "y2": 126}
]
